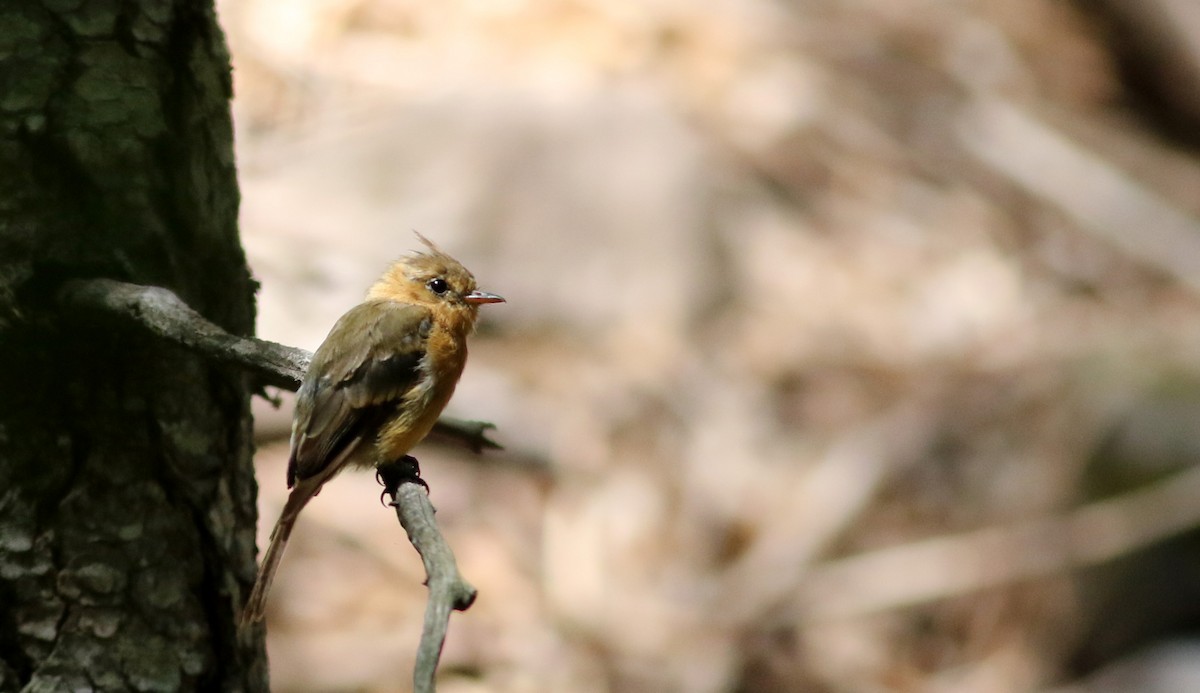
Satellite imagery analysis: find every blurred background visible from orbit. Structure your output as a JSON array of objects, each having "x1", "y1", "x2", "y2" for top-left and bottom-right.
[{"x1": 219, "y1": 0, "x2": 1200, "y2": 690}]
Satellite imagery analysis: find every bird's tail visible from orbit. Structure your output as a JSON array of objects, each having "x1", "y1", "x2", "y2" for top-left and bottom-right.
[{"x1": 239, "y1": 486, "x2": 314, "y2": 630}]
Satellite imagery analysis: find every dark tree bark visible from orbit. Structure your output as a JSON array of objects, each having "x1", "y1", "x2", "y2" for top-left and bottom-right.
[{"x1": 0, "y1": 2, "x2": 264, "y2": 691}]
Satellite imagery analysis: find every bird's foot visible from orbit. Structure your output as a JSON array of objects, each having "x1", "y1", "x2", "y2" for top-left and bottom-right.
[{"x1": 376, "y1": 454, "x2": 429, "y2": 505}]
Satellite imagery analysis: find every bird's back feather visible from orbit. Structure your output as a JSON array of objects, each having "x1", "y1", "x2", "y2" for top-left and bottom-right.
[{"x1": 288, "y1": 301, "x2": 432, "y2": 486}]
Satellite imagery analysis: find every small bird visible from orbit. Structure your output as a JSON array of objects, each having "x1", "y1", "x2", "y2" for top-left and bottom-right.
[{"x1": 240, "y1": 235, "x2": 504, "y2": 626}]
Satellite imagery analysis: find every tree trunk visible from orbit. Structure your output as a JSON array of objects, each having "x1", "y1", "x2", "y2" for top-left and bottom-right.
[{"x1": 0, "y1": 2, "x2": 264, "y2": 691}]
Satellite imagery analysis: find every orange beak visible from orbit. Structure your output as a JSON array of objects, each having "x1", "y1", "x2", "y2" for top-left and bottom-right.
[{"x1": 465, "y1": 290, "x2": 505, "y2": 305}]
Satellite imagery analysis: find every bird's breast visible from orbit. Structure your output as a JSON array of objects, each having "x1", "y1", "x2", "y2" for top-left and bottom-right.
[{"x1": 374, "y1": 325, "x2": 467, "y2": 462}]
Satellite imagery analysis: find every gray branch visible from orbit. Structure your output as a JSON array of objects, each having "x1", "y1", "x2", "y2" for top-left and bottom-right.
[
  {"x1": 377, "y1": 457, "x2": 477, "y2": 693},
  {"x1": 59, "y1": 277, "x2": 501, "y2": 451}
]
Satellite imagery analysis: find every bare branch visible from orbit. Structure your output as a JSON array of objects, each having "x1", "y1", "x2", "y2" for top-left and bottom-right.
[
  {"x1": 377, "y1": 457, "x2": 477, "y2": 693},
  {"x1": 58, "y1": 277, "x2": 500, "y2": 451},
  {"x1": 61, "y1": 277, "x2": 308, "y2": 390},
  {"x1": 430, "y1": 417, "x2": 503, "y2": 453},
  {"x1": 713, "y1": 403, "x2": 939, "y2": 626},
  {"x1": 958, "y1": 96, "x2": 1200, "y2": 295},
  {"x1": 795, "y1": 462, "x2": 1200, "y2": 621}
]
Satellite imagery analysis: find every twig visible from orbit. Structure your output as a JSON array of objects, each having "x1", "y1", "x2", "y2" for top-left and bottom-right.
[
  {"x1": 431, "y1": 417, "x2": 503, "y2": 453},
  {"x1": 794, "y1": 461, "x2": 1200, "y2": 621},
  {"x1": 377, "y1": 457, "x2": 477, "y2": 693},
  {"x1": 58, "y1": 277, "x2": 500, "y2": 451},
  {"x1": 714, "y1": 403, "x2": 939, "y2": 625},
  {"x1": 957, "y1": 96, "x2": 1200, "y2": 295}
]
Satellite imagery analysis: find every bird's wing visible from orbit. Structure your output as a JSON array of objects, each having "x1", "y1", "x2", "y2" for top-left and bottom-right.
[{"x1": 287, "y1": 301, "x2": 433, "y2": 487}]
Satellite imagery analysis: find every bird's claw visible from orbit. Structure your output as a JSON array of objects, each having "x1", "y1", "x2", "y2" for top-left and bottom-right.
[{"x1": 375, "y1": 454, "x2": 429, "y2": 506}]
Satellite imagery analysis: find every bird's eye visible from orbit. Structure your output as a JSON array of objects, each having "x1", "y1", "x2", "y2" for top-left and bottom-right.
[{"x1": 427, "y1": 278, "x2": 450, "y2": 295}]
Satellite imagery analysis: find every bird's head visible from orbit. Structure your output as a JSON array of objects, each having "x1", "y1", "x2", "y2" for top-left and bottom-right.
[{"x1": 367, "y1": 234, "x2": 505, "y2": 331}]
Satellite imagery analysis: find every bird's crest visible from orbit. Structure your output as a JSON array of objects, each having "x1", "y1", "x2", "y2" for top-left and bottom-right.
[{"x1": 409, "y1": 231, "x2": 459, "y2": 268}]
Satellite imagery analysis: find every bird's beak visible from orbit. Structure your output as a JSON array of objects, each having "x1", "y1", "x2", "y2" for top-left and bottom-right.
[{"x1": 465, "y1": 290, "x2": 505, "y2": 305}]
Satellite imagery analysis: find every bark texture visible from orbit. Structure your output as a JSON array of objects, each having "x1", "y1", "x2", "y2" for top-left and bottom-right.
[{"x1": 0, "y1": 2, "x2": 264, "y2": 691}]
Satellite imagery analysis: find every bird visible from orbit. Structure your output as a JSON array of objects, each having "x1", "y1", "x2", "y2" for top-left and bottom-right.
[{"x1": 240, "y1": 234, "x2": 504, "y2": 627}]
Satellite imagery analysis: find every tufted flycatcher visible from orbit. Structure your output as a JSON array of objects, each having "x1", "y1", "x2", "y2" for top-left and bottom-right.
[{"x1": 240, "y1": 234, "x2": 504, "y2": 626}]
